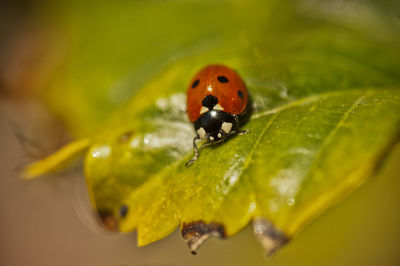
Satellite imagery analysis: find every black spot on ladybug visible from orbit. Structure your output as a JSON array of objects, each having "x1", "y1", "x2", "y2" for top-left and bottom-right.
[
  {"x1": 237, "y1": 90, "x2": 244, "y2": 99},
  {"x1": 201, "y1": 94, "x2": 218, "y2": 109},
  {"x1": 119, "y1": 205, "x2": 128, "y2": 218},
  {"x1": 192, "y1": 79, "x2": 200, "y2": 88},
  {"x1": 182, "y1": 220, "x2": 226, "y2": 255},
  {"x1": 217, "y1": 76, "x2": 229, "y2": 83}
]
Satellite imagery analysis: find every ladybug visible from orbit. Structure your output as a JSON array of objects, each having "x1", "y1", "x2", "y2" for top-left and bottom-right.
[{"x1": 186, "y1": 64, "x2": 249, "y2": 166}]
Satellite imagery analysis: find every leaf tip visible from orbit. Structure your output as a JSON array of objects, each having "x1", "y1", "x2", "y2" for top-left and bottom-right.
[
  {"x1": 21, "y1": 165, "x2": 38, "y2": 180},
  {"x1": 253, "y1": 217, "x2": 289, "y2": 256},
  {"x1": 181, "y1": 221, "x2": 226, "y2": 254},
  {"x1": 21, "y1": 138, "x2": 92, "y2": 179}
]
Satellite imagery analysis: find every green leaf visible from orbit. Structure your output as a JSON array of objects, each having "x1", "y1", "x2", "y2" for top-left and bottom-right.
[{"x1": 28, "y1": 0, "x2": 400, "y2": 254}]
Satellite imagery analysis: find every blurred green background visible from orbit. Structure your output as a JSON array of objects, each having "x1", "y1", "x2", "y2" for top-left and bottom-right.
[{"x1": 0, "y1": 0, "x2": 399, "y2": 265}]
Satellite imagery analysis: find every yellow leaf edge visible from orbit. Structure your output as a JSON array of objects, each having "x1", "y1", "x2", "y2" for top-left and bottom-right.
[{"x1": 22, "y1": 138, "x2": 92, "y2": 179}]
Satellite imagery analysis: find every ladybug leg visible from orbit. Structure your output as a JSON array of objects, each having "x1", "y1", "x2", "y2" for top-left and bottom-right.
[
  {"x1": 200, "y1": 141, "x2": 214, "y2": 149},
  {"x1": 237, "y1": 129, "x2": 250, "y2": 135},
  {"x1": 226, "y1": 129, "x2": 250, "y2": 137},
  {"x1": 186, "y1": 135, "x2": 201, "y2": 167}
]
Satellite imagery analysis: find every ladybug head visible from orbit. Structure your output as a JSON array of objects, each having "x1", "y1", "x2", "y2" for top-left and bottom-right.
[{"x1": 194, "y1": 110, "x2": 239, "y2": 142}]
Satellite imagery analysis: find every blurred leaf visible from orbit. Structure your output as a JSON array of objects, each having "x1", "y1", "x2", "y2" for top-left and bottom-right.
[
  {"x1": 29, "y1": 0, "x2": 400, "y2": 254},
  {"x1": 23, "y1": 138, "x2": 91, "y2": 179}
]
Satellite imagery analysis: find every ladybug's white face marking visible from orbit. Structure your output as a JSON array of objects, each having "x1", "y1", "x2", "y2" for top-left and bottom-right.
[
  {"x1": 213, "y1": 104, "x2": 224, "y2": 111},
  {"x1": 200, "y1": 106, "x2": 209, "y2": 114},
  {"x1": 197, "y1": 127, "x2": 207, "y2": 138},
  {"x1": 209, "y1": 136, "x2": 215, "y2": 141},
  {"x1": 217, "y1": 132, "x2": 222, "y2": 138},
  {"x1": 221, "y1": 122, "x2": 233, "y2": 133}
]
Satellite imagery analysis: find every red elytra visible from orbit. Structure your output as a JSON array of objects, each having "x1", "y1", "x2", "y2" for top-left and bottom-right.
[{"x1": 186, "y1": 64, "x2": 248, "y2": 122}]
